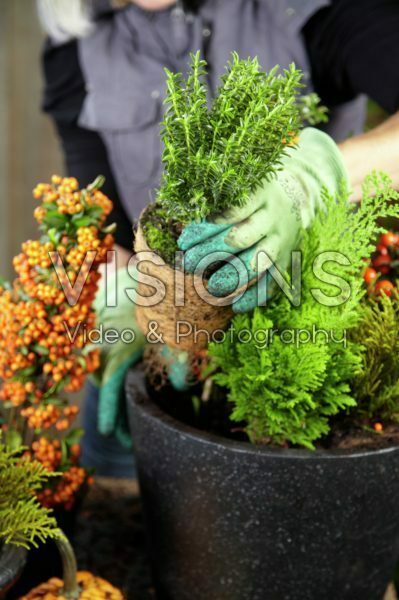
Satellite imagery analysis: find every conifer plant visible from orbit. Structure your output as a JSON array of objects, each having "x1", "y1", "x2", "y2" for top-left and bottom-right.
[
  {"x1": 0, "y1": 437, "x2": 78, "y2": 594},
  {"x1": 209, "y1": 174, "x2": 399, "y2": 449},
  {"x1": 0, "y1": 438, "x2": 124, "y2": 599},
  {"x1": 0, "y1": 438, "x2": 59, "y2": 549}
]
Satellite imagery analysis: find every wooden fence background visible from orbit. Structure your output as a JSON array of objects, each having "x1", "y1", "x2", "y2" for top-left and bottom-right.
[{"x1": 0, "y1": 0, "x2": 63, "y2": 279}]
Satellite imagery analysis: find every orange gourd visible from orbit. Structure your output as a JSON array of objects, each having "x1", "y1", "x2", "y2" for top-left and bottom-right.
[
  {"x1": 19, "y1": 532, "x2": 124, "y2": 600},
  {"x1": 20, "y1": 571, "x2": 124, "y2": 599}
]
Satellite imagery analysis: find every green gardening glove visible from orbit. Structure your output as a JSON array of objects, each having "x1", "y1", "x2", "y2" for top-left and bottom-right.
[
  {"x1": 92, "y1": 268, "x2": 193, "y2": 446},
  {"x1": 92, "y1": 268, "x2": 146, "y2": 448},
  {"x1": 178, "y1": 128, "x2": 348, "y2": 313}
]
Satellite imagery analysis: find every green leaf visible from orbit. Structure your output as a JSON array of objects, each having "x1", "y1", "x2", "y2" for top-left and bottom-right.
[
  {"x1": 191, "y1": 396, "x2": 201, "y2": 417},
  {"x1": 47, "y1": 228, "x2": 61, "y2": 246},
  {"x1": 77, "y1": 356, "x2": 86, "y2": 370},
  {"x1": 0, "y1": 275, "x2": 11, "y2": 289},
  {"x1": 87, "y1": 206, "x2": 103, "y2": 220},
  {"x1": 41, "y1": 397, "x2": 65, "y2": 407},
  {"x1": 61, "y1": 439, "x2": 68, "y2": 464},
  {"x1": 16, "y1": 366, "x2": 36, "y2": 378},
  {"x1": 65, "y1": 428, "x2": 84, "y2": 447},
  {"x1": 41, "y1": 202, "x2": 58, "y2": 211},
  {"x1": 33, "y1": 344, "x2": 49, "y2": 356},
  {"x1": 72, "y1": 216, "x2": 94, "y2": 228},
  {"x1": 101, "y1": 222, "x2": 117, "y2": 234},
  {"x1": 87, "y1": 175, "x2": 105, "y2": 191},
  {"x1": 42, "y1": 211, "x2": 67, "y2": 228},
  {"x1": 5, "y1": 430, "x2": 23, "y2": 452}
]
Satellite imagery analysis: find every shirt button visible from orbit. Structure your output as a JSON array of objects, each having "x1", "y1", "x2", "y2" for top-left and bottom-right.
[
  {"x1": 286, "y1": 7, "x2": 296, "y2": 16},
  {"x1": 202, "y1": 28, "x2": 211, "y2": 38},
  {"x1": 151, "y1": 90, "x2": 160, "y2": 100}
]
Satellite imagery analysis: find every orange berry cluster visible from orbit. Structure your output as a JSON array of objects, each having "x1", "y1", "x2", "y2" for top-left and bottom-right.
[
  {"x1": 0, "y1": 176, "x2": 112, "y2": 403},
  {"x1": 21, "y1": 404, "x2": 80, "y2": 431},
  {"x1": 282, "y1": 131, "x2": 299, "y2": 146},
  {"x1": 21, "y1": 240, "x2": 54, "y2": 269},
  {"x1": 0, "y1": 380, "x2": 28, "y2": 408},
  {"x1": 364, "y1": 231, "x2": 399, "y2": 297},
  {"x1": 31, "y1": 437, "x2": 62, "y2": 472},
  {"x1": 33, "y1": 175, "x2": 112, "y2": 220},
  {"x1": 0, "y1": 175, "x2": 114, "y2": 510},
  {"x1": 21, "y1": 405, "x2": 61, "y2": 430},
  {"x1": 13, "y1": 255, "x2": 66, "y2": 305},
  {"x1": 28, "y1": 436, "x2": 89, "y2": 509},
  {"x1": 33, "y1": 175, "x2": 112, "y2": 235},
  {"x1": 38, "y1": 466, "x2": 89, "y2": 510},
  {"x1": 66, "y1": 226, "x2": 114, "y2": 270}
]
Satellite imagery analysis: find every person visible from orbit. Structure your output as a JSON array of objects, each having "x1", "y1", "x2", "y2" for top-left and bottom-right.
[{"x1": 37, "y1": 0, "x2": 399, "y2": 477}]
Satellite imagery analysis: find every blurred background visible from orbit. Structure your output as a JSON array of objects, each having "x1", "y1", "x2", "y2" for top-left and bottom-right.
[{"x1": 0, "y1": 0, "x2": 62, "y2": 278}]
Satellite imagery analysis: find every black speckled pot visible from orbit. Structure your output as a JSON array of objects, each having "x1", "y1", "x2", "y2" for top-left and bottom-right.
[
  {"x1": 126, "y1": 368, "x2": 399, "y2": 600},
  {"x1": 0, "y1": 544, "x2": 27, "y2": 600}
]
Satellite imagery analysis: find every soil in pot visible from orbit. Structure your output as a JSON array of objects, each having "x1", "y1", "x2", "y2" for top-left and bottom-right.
[{"x1": 144, "y1": 368, "x2": 399, "y2": 452}]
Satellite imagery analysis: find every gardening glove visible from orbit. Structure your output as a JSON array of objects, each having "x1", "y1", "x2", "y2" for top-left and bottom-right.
[
  {"x1": 161, "y1": 346, "x2": 192, "y2": 392},
  {"x1": 91, "y1": 268, "x2": 146, "y2": 448},
  {"x1": 178, "y1": 128, "x2": 348, "y2": 313},
  {"x1": 92, "y1": 269, "x2": 192, "y2": 446}
]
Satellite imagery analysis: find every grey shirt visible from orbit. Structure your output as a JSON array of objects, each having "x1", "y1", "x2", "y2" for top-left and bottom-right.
[{"x1": 78, "y1": 0, "x2": 366, "y2": 220}]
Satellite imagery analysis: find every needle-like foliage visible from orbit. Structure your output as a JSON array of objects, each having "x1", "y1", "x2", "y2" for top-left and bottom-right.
[
  {"x1": 352, "y1": 291, "x2": 399, "y2": 420},
  {"x1": 209, "y1": 173, "x2": 399, "y2": 448},
  {"x1": 157, "y1": 52, "x2": 302, "y2": 223},
  {"x1": 146, "y1": 53, "x2": 326, "y2": 259},
  {"x1": 0, "y1": 439, "x2": 59, "y2": 548}
]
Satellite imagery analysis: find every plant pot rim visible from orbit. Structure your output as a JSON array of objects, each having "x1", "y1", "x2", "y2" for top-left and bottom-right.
[
  {"x1": 0, "y1": 542, "x2": 27, "y2": 564},
  {"x1": 126, "y1": 368, "x2": 399, "y2": 461},
  {"x1": 0, "y1": 543, "x2": 27, "y2": 596}
]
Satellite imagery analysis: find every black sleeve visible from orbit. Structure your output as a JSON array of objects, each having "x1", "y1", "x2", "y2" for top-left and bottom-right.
[
  {"x1": 55, "y1": 122, "x2": 134, "y2": 250},
  {"x1": 303, "y1": 0, "x2": 399, "y2": 114},
  {"x1": 42, "y1": 39, "x2": 87, "y2": 125},
  {"x1": 42, "y1": 40, "x2": 133, "y2": 250}
]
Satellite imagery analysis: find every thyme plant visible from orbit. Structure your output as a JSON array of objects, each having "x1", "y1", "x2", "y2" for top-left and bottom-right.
[{"x1": 145, "y1": 52, "x2": 327, "y2": 260}]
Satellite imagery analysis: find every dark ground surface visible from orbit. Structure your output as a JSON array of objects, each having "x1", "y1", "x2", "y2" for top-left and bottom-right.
[{"x1": 73, "y1": 478, "x2": 155, "y2": 600}]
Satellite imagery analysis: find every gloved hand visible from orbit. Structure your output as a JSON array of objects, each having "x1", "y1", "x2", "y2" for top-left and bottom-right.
[
  {"x1": 178, "y1": 128, "x2": 348, "y2": 313},
  {"x1": 91, "y1": 267, "x2": 146, "y2": 448},
  {"x1": 160, "y1": 346, "x2": 192, "y2": 392},
  {"x1": 92, "y1": 268, "x2": 192, "y2": 447}
]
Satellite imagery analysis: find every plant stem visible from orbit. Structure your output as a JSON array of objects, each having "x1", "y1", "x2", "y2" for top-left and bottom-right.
[
  {"x1": 201, "y1": 377, "x2": 213, "y2": 403},
  {"x1": 55, "y1": 529, "x2": 80, "y2": 599}
]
